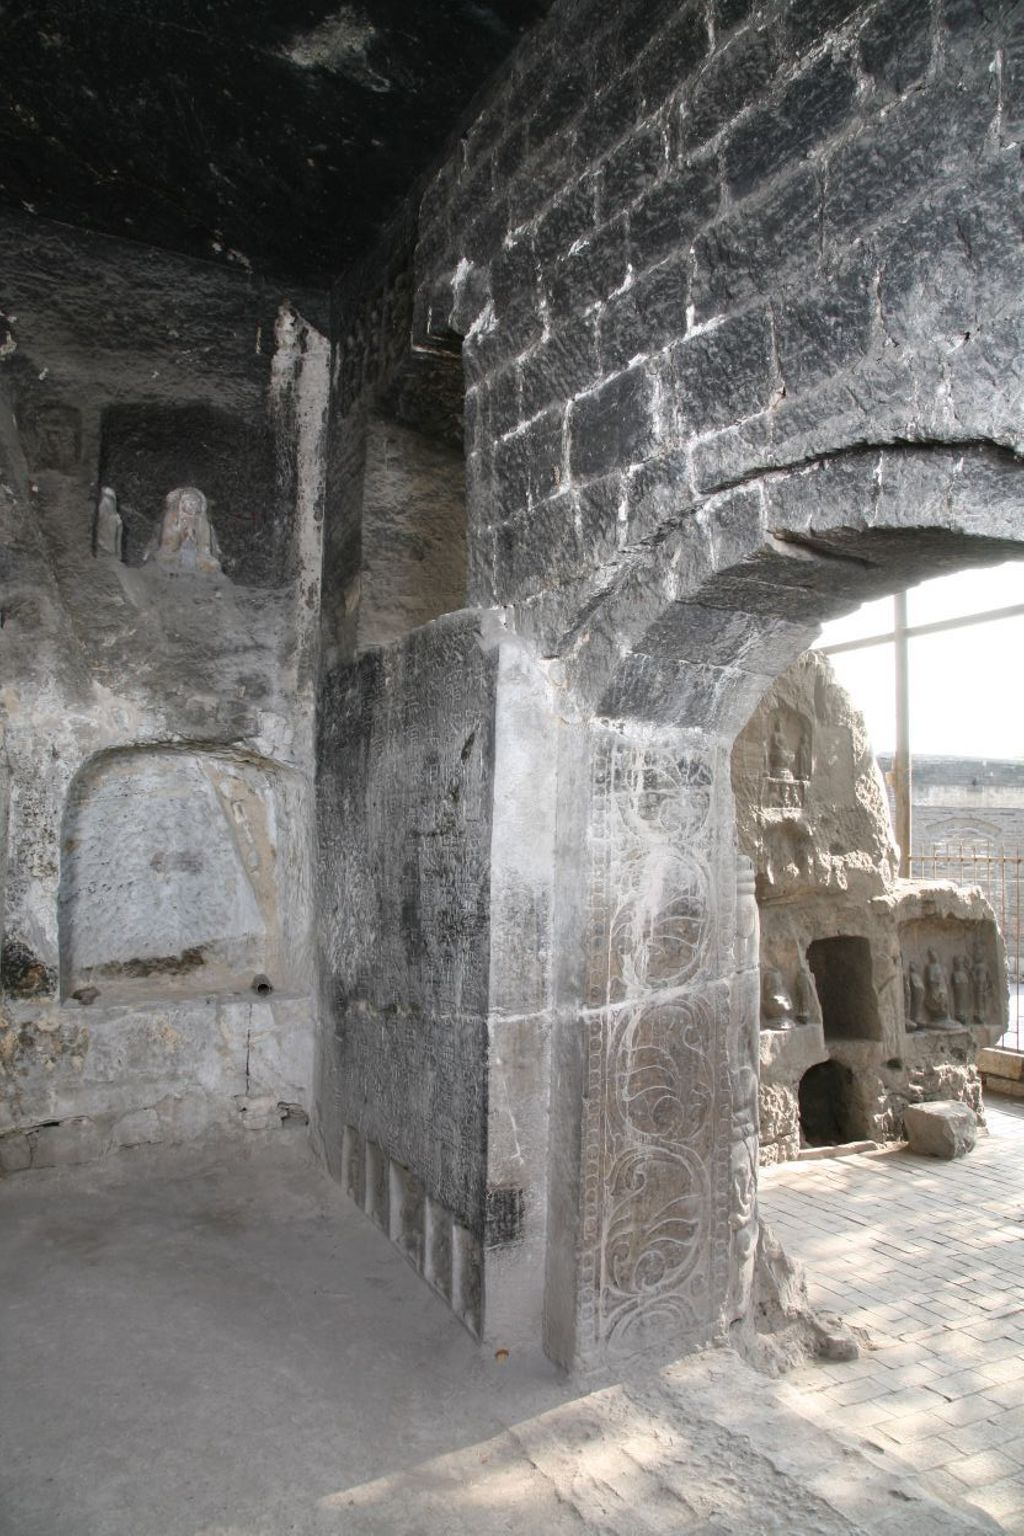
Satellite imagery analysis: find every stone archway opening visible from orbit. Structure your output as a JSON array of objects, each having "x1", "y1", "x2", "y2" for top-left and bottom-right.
[
  {"x1": 517, "y1": 447, "x2": 1024, "y2": 1370},
  {"x1": 798, "y1": 1059, "x2": 863, "y2": 1148}
]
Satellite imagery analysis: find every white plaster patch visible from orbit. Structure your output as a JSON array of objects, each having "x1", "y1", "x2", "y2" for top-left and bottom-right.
[{"x1": 282, "y1": 9, "x2": 390, "y2": 90}]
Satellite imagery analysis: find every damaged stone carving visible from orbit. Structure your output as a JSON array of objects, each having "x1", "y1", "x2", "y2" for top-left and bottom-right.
[
  {"x1": 93, "y1": 486, "x2": 123, "y2": 559},
  {"x1": 143, "y1": 486, "x2": 222, "y2": 573}
]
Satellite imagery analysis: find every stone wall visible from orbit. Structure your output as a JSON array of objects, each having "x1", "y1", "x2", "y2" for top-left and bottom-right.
[
  {"x1": 412, "y1": 0, "x2": 1022, "y2": 615},
  {"x1": 313, "y1": 0, "x2": 1024, "y2": 1370},
  {"x1": 0, "y1": 212, "x2": 328, "y2": 1169}
]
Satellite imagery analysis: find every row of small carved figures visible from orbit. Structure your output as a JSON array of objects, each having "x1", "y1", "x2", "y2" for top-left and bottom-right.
[{"x1": 905, "y1": 945, "x2": 992, "y2": 1030}]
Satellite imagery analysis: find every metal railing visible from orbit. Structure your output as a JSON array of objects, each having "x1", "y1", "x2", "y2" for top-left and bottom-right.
[{"x1": 913, "y1": 844, "x2": 1023, "y2": 1052}]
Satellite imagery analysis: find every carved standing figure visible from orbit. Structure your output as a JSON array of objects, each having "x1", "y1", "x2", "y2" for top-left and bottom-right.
[
  {"x1": 94, "y1": 485, "x2": 123, "y2": 559},
  {"x1": 951, "y1": 954, "x2": 971, "y2": 1025},
  {"x1": 796, "y1": 723, "x2": 813, "y2": 782},
  {"x1": 144, "y1": 486, "x2": 222, "y2": 573},
  {"x1": 923, "y1": 947, "x2": 953, "y2": 1026},
  {"x1": 761, "y1": 966, "x2": 794, "y2": 1030},
  {"x1": 971, "y1": 942, "x2": 992, "y2": 1024},
  {"x1": 906, "y1": 961, "x2": 926, "y2": 1029},
  {"x1": 794, "y1": 965, "x2": 816, "y2": 1024},
  {"x1": 768, "y1": 718, "x2": 794, "y2": 780}
]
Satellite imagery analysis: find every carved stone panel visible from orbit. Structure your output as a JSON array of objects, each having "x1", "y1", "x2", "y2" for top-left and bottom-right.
[{"x1": 577, "y1": 734, "x2": 733, "y2": 1364}]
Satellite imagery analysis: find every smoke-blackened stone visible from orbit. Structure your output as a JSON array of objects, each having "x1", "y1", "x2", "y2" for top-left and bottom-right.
[{"x1": 569, "y1": 366, "x2": 656, "y2": 479}]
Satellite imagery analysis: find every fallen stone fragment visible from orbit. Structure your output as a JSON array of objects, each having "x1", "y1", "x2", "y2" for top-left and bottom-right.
[{"x1": 904, "y1": 1100, "x2": 977, "y2": 1159}]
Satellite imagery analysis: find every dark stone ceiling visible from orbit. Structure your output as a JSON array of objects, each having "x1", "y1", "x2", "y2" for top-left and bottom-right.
[{"x1": 0, "y1": 1, "x2": 552, "y2": 289}]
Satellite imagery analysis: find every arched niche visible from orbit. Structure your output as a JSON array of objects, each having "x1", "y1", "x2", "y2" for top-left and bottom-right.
[{"x1": 59, "y1": 746, "x2": 311, "y2": 1005}]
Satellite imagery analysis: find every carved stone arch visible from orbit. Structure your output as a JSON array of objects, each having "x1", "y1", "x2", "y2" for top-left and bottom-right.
[
  {"x1": 529, "y1": 441, "x2": 1024, "y2": 1372},
  {"x1": 522, "y1": 443, "x2": 1024, "y2": 739}
]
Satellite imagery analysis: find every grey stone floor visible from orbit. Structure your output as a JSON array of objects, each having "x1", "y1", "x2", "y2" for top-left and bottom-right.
[
  {"x1": 762, "y1": 1097, "x2": 1024, "y2": 1532},
  {"x1": 0, "y1": 1130, "x2": 998, "y2": 1536}
]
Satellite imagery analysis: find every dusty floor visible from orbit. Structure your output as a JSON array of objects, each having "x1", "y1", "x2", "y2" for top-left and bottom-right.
[
  {"x1": 0, "y1": 1129, "x2": 1000, "y2": 1536},
  {"x1": 763, "y1": 1096, "x2": 1024, "y2": 1532}
]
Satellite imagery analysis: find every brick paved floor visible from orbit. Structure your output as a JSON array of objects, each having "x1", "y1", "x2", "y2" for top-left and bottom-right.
[{"x1": 761, "y1": 1097, "x2": 1024, "y2": 1531}]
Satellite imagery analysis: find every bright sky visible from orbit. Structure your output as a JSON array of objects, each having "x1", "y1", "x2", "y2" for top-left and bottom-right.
[{"x1": 814, "y1": 561, "x2": 1024, "y2": 759}]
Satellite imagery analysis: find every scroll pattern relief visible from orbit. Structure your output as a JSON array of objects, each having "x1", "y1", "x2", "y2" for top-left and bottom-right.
[
  {"x1": 581, "y1": 736, "x2": 734, "y2": 1360},
  {"x1": 728, "y1": 856, "x2": 761, "y2": 1322}
]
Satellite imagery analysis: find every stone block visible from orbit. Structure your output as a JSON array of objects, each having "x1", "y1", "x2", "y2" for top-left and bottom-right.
[
  {"x1": 679, "y1": 24, "x2": 779, "y2": 151},
  {"x1": 629, "y1": 163, "x2": 719, "y2": 273},
  {"x1": 634, "y1": 6, "x2": 709, "y2": 111},
  {"x1": 31, "y1": 1117, "x2": 106, "y2": 1168},
  {"x1": 979, "y1": 1048, "x2": 1024, "y2": 1081},
  {"x1": 0, "y1": 1132, "x2": 32, "y2": 1173},
  {"x1": 599, "y1": 122, "x2": 666, "y2": 221},
  {"x1": 546, "y1": 216, "x2": 629, "y2": 319},
  {"x1": 113, "y1": 1107, "x2": 162, "y2": 1148},
  {"x1": 724, "y1": 56, "x2": 857, "y2": 202},
  {"x1": 784, "y1": 0, "x2": 864, "y2": 51},
  {"x1": 598, "y1": 254, "x2": 690, "y2": 372},
  {"x1": 663, "y1": 307, "x2": 774, "y2": 439},
  {"x1": 569, "y1": 365, "x2": 656, "y2": 481},
  {"x1": 690, "y1": 166, "x2": 820, "y2": 321},
  {"x1": 904, "y1": 1100, "x2": 978, "y2": 1160},
  {"x1": 234, "y1": 1095, "x2": 283, "y2": 1131},
  {"x1": 859, "y1": 0, "x2": 933, "y2": 94},
  {"x1": 773, "y1": 252, "x2": 875, "y2": 392}
]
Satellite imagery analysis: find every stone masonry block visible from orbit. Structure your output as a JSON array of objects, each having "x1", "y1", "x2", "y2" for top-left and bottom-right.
[
  {"x1": 904, "y1": 1100, "x2": 978, "y2": 1159},
  {"x1": 859, "y1": 0, "x2": 933, "y2": 95},
  {"x1": 629, "y1": 162, "x2": 720, "y2": 272},
  {"x1": 569, "y1": 365, "x2": 657, "y2": 480},
  {"x1": 600, "y1": 122, "x2": 667, "y2": 221},
  {"x1": 773, "y1": 253, "x2": 875, "y2": 393},
  {"x1": 690, "y1": 167, "x2": 820, "y2": 321},
  {"x1": 724, "y1": 55, "x2": 858, "y2": 202},
  {"x1": 0, "y1": 1132, "x2": 32, "y2": 1173},
  {"x1": 824, "y1": 76, "x2": 997, "y2": 242},
  {"x1": 546, "y1": 216, "x2": 630, "y2": 320},
  {"x1": 679, "y1": 25, "x2": 780, "y2": 152},
  {"x1": 518, "y1": 319, "x2": 599, "y2": 421},
  {"x1": 32, "y1": 1117, "x2": 107, "y2": 1168},
  {"x1": 598, "y1": 254, "x2": 690, "y2": 372},
  {"x1": 664, "y1": 307, "x2": 774, "y2": 440},
  {"x1": 633, "y1": 6, "x2": 710, "y2": 113}
]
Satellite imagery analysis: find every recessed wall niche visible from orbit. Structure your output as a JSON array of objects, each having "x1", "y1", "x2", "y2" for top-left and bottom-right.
[
  {"x1": 59, "y1": 747, "x2": 311, "y2": 1006},
  {"x1": 97, "y1": 403, "x2": 280, "y2": 584}
]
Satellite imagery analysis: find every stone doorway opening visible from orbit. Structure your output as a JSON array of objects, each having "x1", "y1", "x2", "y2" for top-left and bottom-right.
[
  {"x1": 806, "y1": 936, "x2": 881, "y2": 1043},
  {"x1": 798, "y1": 1059, "x2": 862, "y2": 1148}
]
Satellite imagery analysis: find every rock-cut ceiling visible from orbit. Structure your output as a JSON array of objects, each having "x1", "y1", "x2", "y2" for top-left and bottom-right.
[{"x1": 0, "y1": 0, "x2": 552, "y2": 288}]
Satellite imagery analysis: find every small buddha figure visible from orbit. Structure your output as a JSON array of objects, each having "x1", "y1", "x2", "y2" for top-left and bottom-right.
[
  {"x1": 794, "y1": 965, "x2": 816, "y2": 1024},
  {"x1": 768, "y1": 718, "x2": 795, "y2": 780},
  {"x1": 94, "y1": 485, "x2": 123, "y2": 559},
  {"x1": 761, "y1": 965, "x2": 795, "y2": 1030},
  {"x1": 971, "y1": 941, "x2": 992, "y2": 1024},
  {"x1": 951, "y1": 954, "x2": 971, "y2": 1025},
  {"x1": 923, "y1": 947, "x2": 954, "y2": 1027},
  {"x1": 906, "y1": 961, "x2": 926, "y2": 1029},
  {"x1": 144, "y1": 485, "x2": 222, "y2": 573},
  {"x1": 796, "y1": 723, "x2": 813, "y2": 782}
]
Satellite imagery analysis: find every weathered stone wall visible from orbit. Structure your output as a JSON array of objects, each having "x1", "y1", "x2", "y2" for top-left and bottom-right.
[
  {"x1": 412, "y1": 0, "x2": 1022, "y2": 616},
  {"x1": 314, "y1": 613, "x2": 499, "y2": 1323},
  {"x1": 312, "y1": 0, "x2": 1023, "y2": 1370},
  {"x1": 0, "y1": 213, "x2": 328, "y2": 1167}
]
